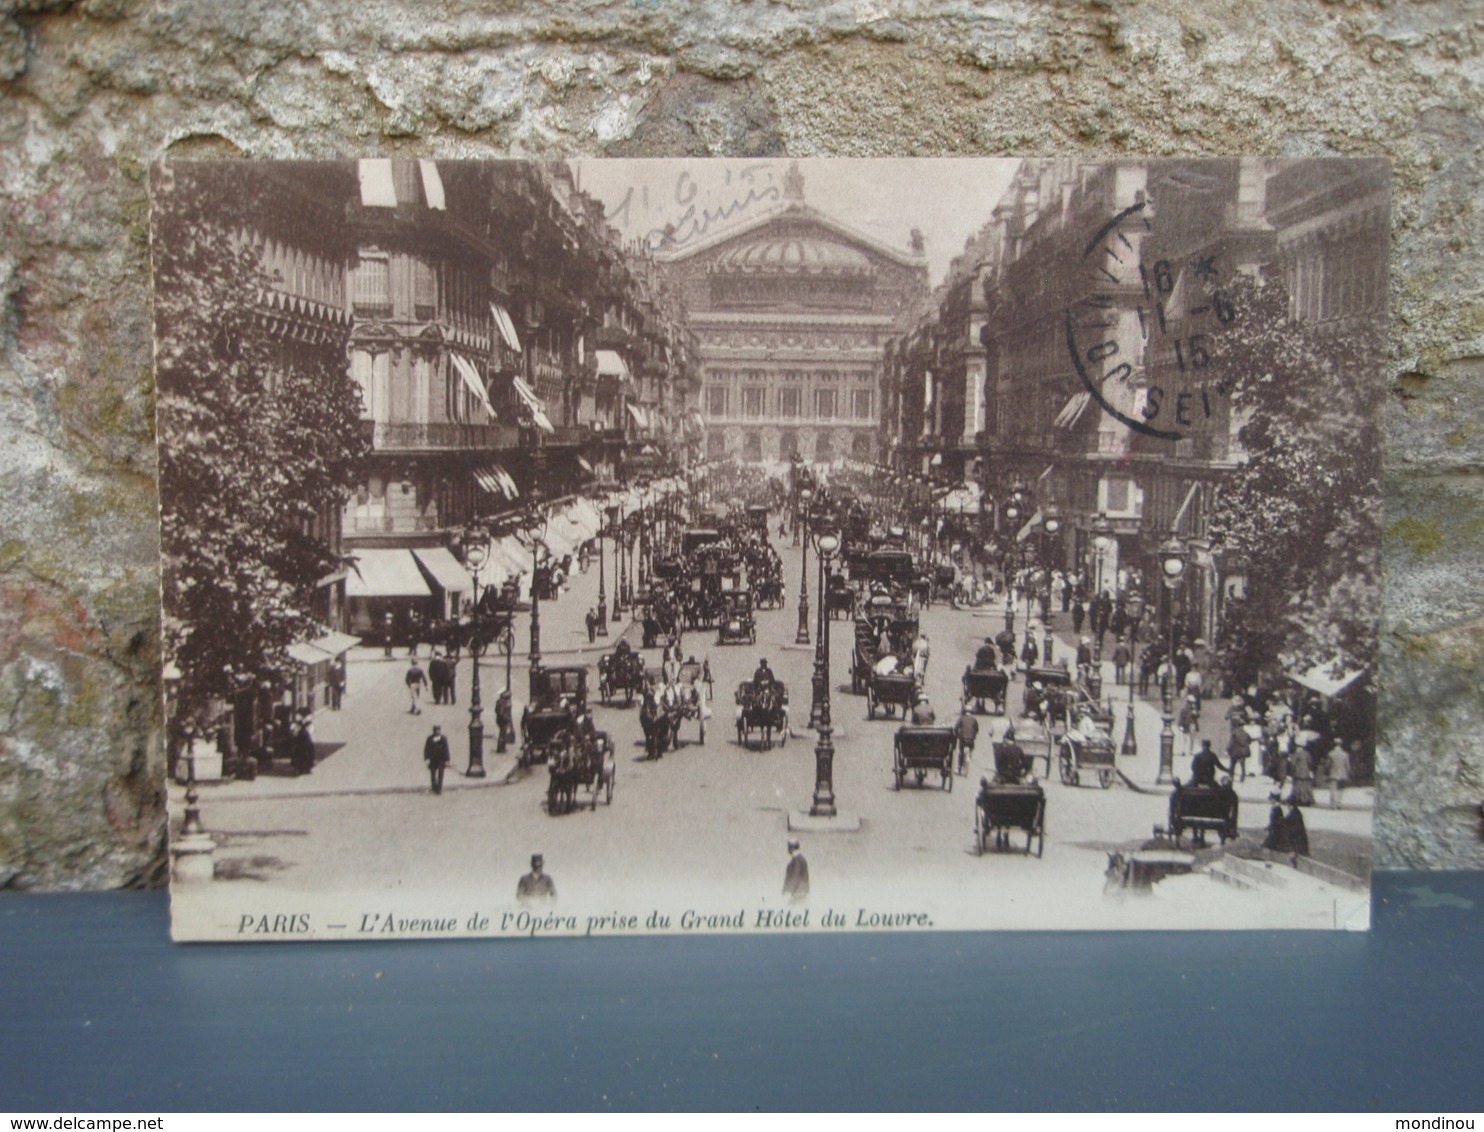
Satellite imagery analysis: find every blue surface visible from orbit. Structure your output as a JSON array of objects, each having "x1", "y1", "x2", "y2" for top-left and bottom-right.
[{"x1": 2, "y1": 872, "x2": 1482, "y2": 1112}]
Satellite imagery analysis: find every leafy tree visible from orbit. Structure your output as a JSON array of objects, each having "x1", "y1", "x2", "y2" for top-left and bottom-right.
[
  {"x1": 151, "y1": 163, "x2": 365, "y2": 725},
  {"x1": 1209, "y1": 272, "x2": 1383, "y2": 700}
]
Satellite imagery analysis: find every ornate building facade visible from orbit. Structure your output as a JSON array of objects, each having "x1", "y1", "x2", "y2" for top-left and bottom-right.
[{"x1": 655, "y1": 165, "x2": 928, "y2": 467}]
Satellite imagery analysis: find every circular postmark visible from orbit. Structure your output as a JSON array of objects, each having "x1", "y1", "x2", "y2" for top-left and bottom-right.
[{"x1": 1065, "y1": 200, "x2": 1241, "y2": 443}]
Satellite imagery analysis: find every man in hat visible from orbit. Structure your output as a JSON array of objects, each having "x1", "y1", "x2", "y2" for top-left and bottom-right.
[
  {"x1": 517, "y1": 854, "x2": 556, "y2": 902},
  {"x1": 423, "y1": 724, "x2": 451, "y2": 794},
  {"x1": 1188, "y1": 738, "x2": 1230, "y2": 789},
  {"x1": 782, "y1": 840, "x2": 809, "y2": 903},
  {"x1": 954, "y1": 697, "x2": 979, "y2": 774},
  {"x1": 910, "y1": 692, "x2": 936, "y2": 725},
  {"x1": 994, "y1": 724, "x2": 1031, "y2": 785}
]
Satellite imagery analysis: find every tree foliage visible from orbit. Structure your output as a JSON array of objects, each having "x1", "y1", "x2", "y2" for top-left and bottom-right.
[
  {"x1": 1209, "y1": 273, "x2": 1383, "y2": 690},
  {"x1": 151, "y1": 163, "x2": 365, "y2": 723}
]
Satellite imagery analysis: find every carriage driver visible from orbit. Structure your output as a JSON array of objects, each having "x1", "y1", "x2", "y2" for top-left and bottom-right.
[
  {"x1": 752, "y1": 657, "x2": 775, "y2": 690},
  {"x1": 993, "y1": 725, "x2": 1032, "y2": 785}
]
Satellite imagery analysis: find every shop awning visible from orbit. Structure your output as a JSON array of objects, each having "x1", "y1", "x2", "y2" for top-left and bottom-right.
[
  {"x1": 512, "y1": 376, "x2": 555, "y2": 434},
  {"x1": 1288, "y1": 659, "x2": 1366, "y2": 698},
  {"x1": 450, "y1": 354, "x2": 496, "y2": 418},
  {"x1": 1015, "y1": 509, "x2": 1044, "y2": 542},
  {"x1": 473, "y1": 464, "x2": 519, "y2": 499},
  {"x1": 626, "y1": 403, "x2": 649, "y2": 428},
  {"x1": 345, "y1": 549, "x2": 433, "y2": 599},
  {"x1": 689, "y1": 411, "x2": 706, "y2": 430},
  {"x1": 357, "y1": 158, "x2": 397, "y2": 208},
  {"x1": 286, "y1": 641, "x2": 331, "y2": 665},
  {"x1": 418, "y1": 160, "x2": 445, "y2": 210},
  {"x1": 595, "y1": 350, "x2": 630, "y2": 379},
  {"x1": 1055, "y1": 391, "x2": 1093, "y2": 429},
  {"x1": 413, "y1": 547, "x2": 475, "y2": 595},
  {"x1": 490, "y1": 304, "x2": 522, "y2": 353},
  {"x1": 576, "y1": 455, "x2": 594, "y2": 474},
  {"x1": 310, "y1": 630, "x2": 361, "y2": 656}
]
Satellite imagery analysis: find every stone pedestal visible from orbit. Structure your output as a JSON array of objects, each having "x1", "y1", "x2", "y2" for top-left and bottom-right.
[{"x1": 170, "y1": 833, "x2": 217, "y2": 883}]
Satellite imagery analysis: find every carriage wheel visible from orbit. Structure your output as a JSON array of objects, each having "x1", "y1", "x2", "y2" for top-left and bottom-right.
[
  {"x1": 1098, "y1": 769, "x2": 1114, "y2": 790},
  {"x1": 944, "y1": 767, "x2": 953, "y2": 792},
  {"x1": 867, "y1": 692, "x2": 876, "y2": 720},
  {"x1": 893, "y1": 762, "x2": 903, "y2": 790},
  {"x1": 737, "y1": 724, "x2": 746, "y2": 748},
  {"x1": 1058, "y1": 747, "x2": 1074, "y2": 786},
  {"x1": 605, "y1": 769, "x2": 614, "y2": 805},
  {"x1": 546, "y1": 781, "x2": 561, "y2": 816},
  {"x1": 698, "y1": 719, "x2": 706, "y2": 745},
  {"x1": 915, "y1": 769, "x2": 926, "y2": 787}
]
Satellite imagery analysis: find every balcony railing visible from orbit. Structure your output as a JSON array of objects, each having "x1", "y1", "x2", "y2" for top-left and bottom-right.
[
  {"x1": 348, "y1": 514, "x2": 444, "y2": 534},
  {"x1": 361, "y1": 421, "x2": 514, "y2": 451}
]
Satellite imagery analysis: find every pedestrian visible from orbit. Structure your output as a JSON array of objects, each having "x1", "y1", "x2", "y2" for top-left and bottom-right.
[
  {"x1": 1071, "y1": 601, "x2": 1086, "y2": 635},
  {"x1": 423, "y1": 724, "x2": 450, "y2": 794},
  {"x1": 1326, "y1": 741, "x2": 1352, "y2": 809},
  {"x1": 702, "y1": 657, "x2": 714, "y2": 703},
  {"x1": 406, "y1": 612, "x2": 421, "y2": 657},
  {"x1": 517, "y1": 853, "x2": 556, "y2": 902},
  {"x1": 290, "y1": 711, "x2": 316, "y2": 776},
  {"x1": 1019, "y1": 633, "x2": 1038, "y2": 671},
  {"x1": 405, "y1": 658, "x2": 427, "y2": 714},
  {"x1": 585, "y1": 608, "x2": 597, "y2": 643},
  {"x1": 445, "y1": 652, "x2": 459, "y2": 705},
  {"x1": 1112, "y1": 637, "x2": 1131, "y2": 685},
  {"x1": 329, "y1": 658, "x2": 346, "y2": 710},
  {"x1": 428, "y1": 650, "x2": 449, "y2": 705},
  {"x1": 1289, "y1": 743, "x2": 1316, "y2": 806},
  {"x1": 782, "y1": 840, "x2": 809, "y2": 903},
  {"x1": 954, "y1": 699, "x2": 979, "y2": 775},
  {"x1": 494, "y1": 688, "x2": 513, "y2": 753},
  {"x1": 383, "y1": 611, "x2": 395, "y2": 658}
]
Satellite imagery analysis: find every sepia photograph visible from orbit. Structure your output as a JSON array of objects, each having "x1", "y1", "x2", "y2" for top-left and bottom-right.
[{"x1": 152, "y1": 157, "x2": 1386, "y2": 940}]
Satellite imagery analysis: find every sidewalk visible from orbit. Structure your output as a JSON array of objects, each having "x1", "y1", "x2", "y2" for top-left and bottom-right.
[{"x1": 195, "y1": 552, "x2": 651, "y2": 804}]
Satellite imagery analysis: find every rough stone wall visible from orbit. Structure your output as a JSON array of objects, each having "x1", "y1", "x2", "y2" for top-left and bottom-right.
[{"x1": 0, "y1": 0, "x2": 1479, "y2": 888}]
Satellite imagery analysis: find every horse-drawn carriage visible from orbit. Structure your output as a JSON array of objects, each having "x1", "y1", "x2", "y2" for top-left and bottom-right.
[
  {"x1": 931, "y1": 564, "x2": 957, "y2": 604},
  {"x1": 716, "y1": 590, "x2": 757, "y2": 645},
  {"x1": 519, "y1": 666, "x2": 590, "y2": 769},
  {"x1": 639, "y1": 595, "x2": 680, "y2": 649},
  {"x1": 825, "y1": 574, "x2": 857, "y2": 620},
  {"x1": 1166, "y1": 782, "x2": 1240, "y2": 847},
  {"x1": 1056, "y1": 727, "x2": 1118, "y2": 789},
  {"x1": 962, "y1": 645, "x2": 1009, "y2": 715},
  {"x1": 1023, "y1": 665, "x2": 1113, "y2": 731},
  {"x1": 546, "y1": 727, "x2": 615, "y2": 815},
  {"x1": 754, "y1": 574, "x2": 785, "y2": 610},
  {"x1": 597, "y1": 644, "x2": 646, "y2": 705},
  {"x1": 867, "y1": 669, "x2": 917, "y2": 721},
  {"x1": 974, "y1": 781, "x2": 1046, "y2": 856},
  {"x1": 735, "y1": 680, "x2": 789, "y2": 750},
  {"x1": 892, "y1": 726, "x2": 955, "y2": 791}
]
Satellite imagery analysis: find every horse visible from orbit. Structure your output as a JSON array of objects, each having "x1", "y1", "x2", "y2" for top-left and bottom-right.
[{"x1": 639, "y1": 686, "x2": 678, "y2": 760}]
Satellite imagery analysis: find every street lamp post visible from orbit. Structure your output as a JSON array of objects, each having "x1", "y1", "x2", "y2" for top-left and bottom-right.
[
  {"x1": 1121, "y1": 592, "x2": 1144, "y2": 758},
  {"x1": 1041, "y1": 506, "x2": 1061, "y2": 664},
  {"x1": 463, "y1": 530, "x2": 490, "y2": 778},
  {"x1": 810, "y1": 511, "x2": 833, "y2": 729},
  {"x1": 595, "y1": 498, "x2": 610, "y2": 635},
  {"x1": 1091, "y1": 511, "x2": 1114, "y2": 666},
  {"x1": 528, "y1": 510, "x2": 546, "y2": 697},
  {"x1": 795, "y1": 487, "x2": 814, "y2": 645},
  {"x1": 810, "y1": 533, "x2": 842, "y2": 818},
  {"x1": 1156, "y1": 533, "x2": 1188, "y2": 785},
  {"x1": 612, "y1": 494, "x2": 626, "y2": 621}
]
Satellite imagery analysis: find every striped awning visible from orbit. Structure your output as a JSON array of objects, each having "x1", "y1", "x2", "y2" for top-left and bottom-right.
[
  {"x1": 1054, "y1": 391, "x2": 1093, "y2": 429},
  {"x1": 357, "y1": 159, "x2": 445, "y2": 210},
  {"x1": 512, "y1": 376, "x2": 555, "y2": 434},
  {"x1": 626, "y1": 403, "x2": 648, "y2": 428},
  {"x1": 473, "y1": 464, "x2": 519, "y2": 499},
  {"x1": 345, "y1": 549, "x2": 432, "y2": 598},
  {"x1": 450, "y1": 354, "x2": 496, "y2": 418},
  {"x1": 595, "y1": 350, "x2": 630, "y2": 379},
  {"x1": 490, "y1": 304, "x2": 522, "y2": 353}
]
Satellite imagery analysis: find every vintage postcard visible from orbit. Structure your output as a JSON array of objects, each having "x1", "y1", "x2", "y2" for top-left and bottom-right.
[{"x1": 153, "y1": 157, "x2": 1385, "y2": 940}]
